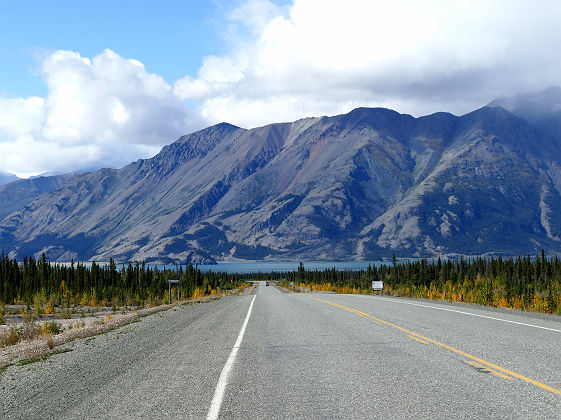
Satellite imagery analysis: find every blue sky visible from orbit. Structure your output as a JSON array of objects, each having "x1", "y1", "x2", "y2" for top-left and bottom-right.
[
  {"x1": 0, "y1": 1, "x2": 235, "y2": 98},
  {"x1": 0, "y1": 1, "x2": 560, "y2": 177}
]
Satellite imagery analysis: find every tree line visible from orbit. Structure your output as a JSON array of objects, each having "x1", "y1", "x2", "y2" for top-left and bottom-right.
[
  {"x1": 2, "y1": 251, "x2": 560, "y2": 314},
  {"x1": 279, "y1": 253, "x2": 561, "y2": 314},
  {"x1": 0, "y1": 253, "x2": 245, "y2": 307}
]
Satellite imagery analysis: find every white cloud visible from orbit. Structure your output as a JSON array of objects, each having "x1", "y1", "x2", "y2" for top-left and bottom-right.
[
  {"x1": 0, "y1": 49, "x2": 199, "y2": 177},
  {"x1": 227, "y1": 0, "x2": 286, "y2": 35},
  {"x1": 0, "y1": 96, "x2": 44, "y2": 137},
  {"x1": 174, "y1": 0, "x2": 561, "y2": 128}
]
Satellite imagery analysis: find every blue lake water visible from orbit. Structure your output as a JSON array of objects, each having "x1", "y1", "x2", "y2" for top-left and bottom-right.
[
  {"x1": 106, "y1": 260, "x2": 391, "y2": 273},
  {"x1": 194, "y1": 260, "x2": 392, "y2": 273}
]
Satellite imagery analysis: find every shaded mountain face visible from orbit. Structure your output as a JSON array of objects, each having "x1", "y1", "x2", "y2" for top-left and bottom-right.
[
  {"x1": 0, "y1": 172, "x2": 18, "y2": 187},
  {"x1": 0, "y1": 175, "x2": 74, "y2": 221},
  {"x1": 489, "y1": 86, "x2": 561, "y2": 144},
  {"x1": 2, "y1": 104, "x2": 561, "y2": 263}
]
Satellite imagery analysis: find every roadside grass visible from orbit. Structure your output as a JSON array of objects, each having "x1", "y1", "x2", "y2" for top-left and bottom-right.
[
  {"x1": 0, "y1": 293, "x2": 225, "y2": 369},
  {"x1": 279, "y1": 281, "x2": 561, "y2": 316}
]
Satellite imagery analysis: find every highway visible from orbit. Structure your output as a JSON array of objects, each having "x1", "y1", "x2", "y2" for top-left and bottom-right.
[{"x1": 1, "y1": 282, "x2": 560, "y2": 418}]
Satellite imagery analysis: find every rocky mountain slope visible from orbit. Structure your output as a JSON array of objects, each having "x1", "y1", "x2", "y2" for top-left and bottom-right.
[
  {"x1": 2, "y1": 102, "x2": 561, "y2": 263},
  {"x1": 0, "y1": 174, "x2": 73, "y2": 221}
]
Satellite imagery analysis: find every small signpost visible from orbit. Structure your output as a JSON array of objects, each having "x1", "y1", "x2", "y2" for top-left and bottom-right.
[
  {"x1": 169, "y1": 279, "x2": 180, "y2": 302},
  {"x1": 372, "y1": 281, "x2": 384, "y2": 291}
]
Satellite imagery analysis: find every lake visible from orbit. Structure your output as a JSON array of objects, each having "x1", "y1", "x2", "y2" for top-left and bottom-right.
[
  {"x1": 93, "y1": 260, "x2": 393, "y2": 273},
  {"x1": 193, "y1": 260, "x2": 391, "y2": 273}
]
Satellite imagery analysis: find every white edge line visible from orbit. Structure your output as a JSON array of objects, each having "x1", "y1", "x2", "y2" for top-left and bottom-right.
[
  {"x1": 207, "y1": 295, "x2": 256, "y2": 420},
  {"x1": 348, "y1": 294, "x2": 561, "y2": 333}
]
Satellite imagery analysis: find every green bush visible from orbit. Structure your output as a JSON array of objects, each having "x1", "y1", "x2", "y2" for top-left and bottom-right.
[{"x1": 41, "y1": 321, "x2": 61, "y2": 336}]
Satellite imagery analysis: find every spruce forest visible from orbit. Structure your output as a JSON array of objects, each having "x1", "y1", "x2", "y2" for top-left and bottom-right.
[
  {"x1": 280, "y1": 252, "x2": 560, "y2": 314},
  {"x1": 0, "y1": 253, "x2": 245, "y2": 309}
]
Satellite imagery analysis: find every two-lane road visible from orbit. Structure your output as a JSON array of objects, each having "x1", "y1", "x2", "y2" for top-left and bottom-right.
[{"x1": 2, "y1": 281, "x2": 560, "y2": 418}]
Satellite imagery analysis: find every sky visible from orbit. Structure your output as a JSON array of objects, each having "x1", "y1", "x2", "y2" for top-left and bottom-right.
[{"x1": 1, "y1": 0, "x2": 560, "y2": 178}]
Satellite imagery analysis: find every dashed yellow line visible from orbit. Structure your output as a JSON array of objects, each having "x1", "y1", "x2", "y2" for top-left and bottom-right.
[{"x1": 310, "y1": 296, "x2": 561, "y2": 397}]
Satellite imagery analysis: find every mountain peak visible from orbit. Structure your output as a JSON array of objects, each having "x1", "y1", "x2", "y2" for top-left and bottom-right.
[
  {"x1": 0, "y1": 171, "x2": 18, "y2": 187},
  {"x1": 211, "y1": 121, "x2": 242, "y2": 131},
  {"x1": 488, "y1": 86, "x2": 561, "y2": 122},
  {"x1": 187, "y1": 121, "x2": 243, "y2": 138},
  {"x1": 488, "y1": 86, "x2": 561, "y2": 144},
  {"x1": 334, "y1": 107, "x2": 414, "y2": 137},
  {"x1": 460, "y1": 105, "x2": 525, "y2": 125},
  {"x1": 345, "y1": 106, "x2": 410, "y2": 120},
  {"x1": 459, "y1": 105, "x2": 535, "y2": 136}
]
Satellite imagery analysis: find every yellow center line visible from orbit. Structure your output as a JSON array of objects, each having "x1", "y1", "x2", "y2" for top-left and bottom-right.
[
  {"x1": 408, "y1": 334, "x2": 429, "y2": 344},
  {"x1": 466, "y1": 361, "x2": 513, "y2": 380},
  {"x1": 310, "y1": 296, "x2": 561, "y2": 397}
]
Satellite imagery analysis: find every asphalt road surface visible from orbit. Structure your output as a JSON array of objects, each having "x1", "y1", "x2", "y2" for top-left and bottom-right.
[{"x1": 1, "y1": 282, "x2": 560, "y2": 418}]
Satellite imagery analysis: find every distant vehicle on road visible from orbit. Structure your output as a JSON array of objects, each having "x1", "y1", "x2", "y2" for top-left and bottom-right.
[{"x1": 266, "y1": 282, "x2": 270, "y2": 286}]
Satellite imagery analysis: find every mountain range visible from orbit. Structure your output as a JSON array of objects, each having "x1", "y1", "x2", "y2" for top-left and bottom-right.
[{"x1": 2, "y1": 88, "x2": 561, "y2": 263}]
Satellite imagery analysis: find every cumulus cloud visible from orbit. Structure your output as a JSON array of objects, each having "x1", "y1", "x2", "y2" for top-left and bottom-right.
[
  {"x1": 0, "y1": 49, "x2": 199, "y2": 177},
  {"x1": 174, "y1": 0, "x2": 561, "y2": 128},
  {"x1": 227, "y1": 0, "x2": 287, "y2": 35}
]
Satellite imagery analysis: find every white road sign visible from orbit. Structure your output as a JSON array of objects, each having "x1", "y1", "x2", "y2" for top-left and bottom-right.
[{"x1": 372, "y1": 281, "x2": 384, "y2": 290}]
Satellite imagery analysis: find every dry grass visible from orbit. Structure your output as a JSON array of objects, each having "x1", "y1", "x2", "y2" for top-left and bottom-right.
[
  {"x1": 46, "y1": 336, "x2": 54, "y2": 350},
  {"x1": 0, "y1": 294, "x2": 223, "y2": 369}
]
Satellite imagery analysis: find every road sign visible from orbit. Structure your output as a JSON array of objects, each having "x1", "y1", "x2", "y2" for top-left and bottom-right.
[
  {"x1": 372, "y1": 281, "x2": 384, "y2": 290},
  {"x1": 169, "y1": 279, "x2": 180, "y2": 302}
]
